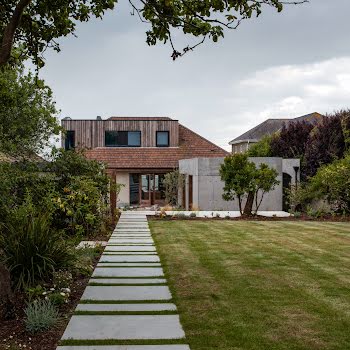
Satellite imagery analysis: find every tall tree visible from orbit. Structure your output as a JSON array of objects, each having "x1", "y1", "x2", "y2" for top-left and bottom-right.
[
  {"x1": 220, "y1": 153, "x2": 279, "y2": 216},
  {"x1": 304, "y1": 111, "x2": 350, "y2": 178},
  {"x1": 270, "y1": 121, "x2": 314, "y2": 160},
  {"x1": 0, "y1": 65, "x2": 60, "y2": 155},
  {"x1": 0, "y1": 0, "x2": 307, "y2": 67}
]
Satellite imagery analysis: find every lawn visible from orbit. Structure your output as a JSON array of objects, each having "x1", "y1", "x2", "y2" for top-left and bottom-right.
[{"x1": 149, "y1": 220, "x2": 350, "y2": 350}]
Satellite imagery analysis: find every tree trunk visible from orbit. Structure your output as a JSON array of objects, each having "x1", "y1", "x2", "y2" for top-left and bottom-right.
[
  {"x1": 243, "y1": 191, "x2": 254, "y2": 216},
  {"x1": 0, "y1": 0, "x2": 32, "y2": 66},
  {"x1": 0, "y1": 263, "x2": 14, "y2": 320}
]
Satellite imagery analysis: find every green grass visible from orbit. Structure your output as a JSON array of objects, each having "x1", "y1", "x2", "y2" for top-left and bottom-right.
[{"x1": 149, "y1": 220, "x2": 350, "y2": 350}]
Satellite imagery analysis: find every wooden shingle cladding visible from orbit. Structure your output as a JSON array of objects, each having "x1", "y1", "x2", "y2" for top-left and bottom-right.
[{"x1": 61, "y1": 118, "x2": 179, "y2": 148}]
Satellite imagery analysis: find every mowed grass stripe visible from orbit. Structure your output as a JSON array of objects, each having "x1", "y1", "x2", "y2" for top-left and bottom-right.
[{"x1": 149, "y1": 220, "x2": 350, "y2": 350}]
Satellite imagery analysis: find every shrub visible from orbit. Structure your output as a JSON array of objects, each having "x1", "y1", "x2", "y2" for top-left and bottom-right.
[
  {"x1": 53, "y1": 270, "x2": 73, "y2": 289},
  {"x1": 189, "y1": 212, "x2": 196, "y2": 218},
  {"x1": 174, "y1": 213, "x2": 187, "y2": 219},
  {"x1": 247, "y1": 135, "x2": 273, "y2": 157},
  {"x1": 0, "y1": 204, "x2": 76, "y2": 290},
  {"x1": 24, "y1": 299, "x2": 59, "y2": 333}
]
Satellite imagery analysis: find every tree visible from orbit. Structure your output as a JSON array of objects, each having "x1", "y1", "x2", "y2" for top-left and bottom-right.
[
  {"x1": 0, "y1": 0, "x2": 307, "y2": 67},
  {"x1": 304, "y1": 111, "x2": 350, "y2": 178},
  {"x1": 307, "y1": 155, "x2": 350, "y2": 214},
  {"x1": 270, "y1": 120, "x2": 314, "y2": 160},
  {"x1": 247, "y1": 135, "x2": 273, "y2": 157},
  {"x1": 220, "y1": 153, "x2": 279, "y2": 215},
  {"x1": 0, "y1": 65, "x2": 60, "y2": 155}
]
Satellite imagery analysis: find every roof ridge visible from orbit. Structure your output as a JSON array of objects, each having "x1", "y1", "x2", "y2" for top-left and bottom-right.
[{"x1": 179, "y1": 124, "x2": 229, "y2": 154}]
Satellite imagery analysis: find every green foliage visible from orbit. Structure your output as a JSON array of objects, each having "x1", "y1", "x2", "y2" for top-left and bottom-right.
[
  {"x1": 0, "y1": 65, "x2": 60, "y2": 155},
  {"x1": 163, "y1": 170, "x2": 185, "y2": 206},
  {"x1": 247, "y1": 135, "x2": 273, "y2": 157},
  {"x1": 0, "y1": 1, "x2": 304, "y2": 67},
  {"x1": 0, "y1": 0, "x2": 117, "y2": 67},
  {"x1": 24, "y1": 299, "x2": 59, "y2": 334},
  {"x1": 0, "y1": 203, "x2": 76, "y2": 290},
  {"x1": 306, "y1": 155, "x2": 350, "y2": 213},
  {"x1": 220, "y1": 154, "x2": 279, "y2": 215}
]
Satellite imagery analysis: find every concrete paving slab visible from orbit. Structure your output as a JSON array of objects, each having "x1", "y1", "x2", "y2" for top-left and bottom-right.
[
  {"x1": 104, "y1": 246, "x2": 156, "y2": 252},
  {"x1": 89, "y1": 278, "x2": 167, "y2": 285},
  {"x1": 81, "y1": 285, "x2": 171, "y2": 301},
  {"x1": 61, "y1": 315, "x2": 185, "y2": 340},
  {"x1": 92, "y1": 267, "x2": 164, "y2": 278},
  {"x1": 100, "y1": 255, "x2": 160, "y2": 262},
  {"x1": 103, "y1": 252, "x2": 157, "y2": 255},
  {"x1": 109, "y1": 240, "x2": 154, "y2": 244},
  {"x1": 57, "y1": 346, "x2": 190, "y2": 350},
  {"x1": 76, "y1": 303, "x2": 177, "y2": 312},
  {"x1": 97, "y1": 263, "x2": 161, "y2": 267}
]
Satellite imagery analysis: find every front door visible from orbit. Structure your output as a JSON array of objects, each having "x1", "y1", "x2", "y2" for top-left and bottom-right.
[{"x1": 140, "y1": 174, "x2": 152, "y2": 206}]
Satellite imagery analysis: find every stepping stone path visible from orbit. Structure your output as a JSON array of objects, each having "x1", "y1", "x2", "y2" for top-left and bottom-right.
[{"x1": 57, "y1": 212, "x2": 190, "y2": 350}]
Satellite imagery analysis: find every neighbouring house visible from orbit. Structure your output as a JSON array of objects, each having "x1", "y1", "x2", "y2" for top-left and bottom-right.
[
  {"x1": 179, "y1": 157, "x2": 300, "y2": 212},
  {"x1": 61, "y1": 116, "x2": 228, "y2": 208},
  {"x1": 229, "y1": 112, "x2": 324, "y2": 154}
]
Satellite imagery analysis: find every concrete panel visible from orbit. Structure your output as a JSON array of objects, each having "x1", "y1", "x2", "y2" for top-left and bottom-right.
[
  {"x1": 81, "y1": 286, "x2": 172, "y2": 301},
  {"x1": 76, "y1": 303, "x2": 177, "y2": 312},
  {"x1": 92, "y1": 267, "x2": 164, "y2": 277},
  {"x1": 61, "y1": 315, "x2": 185, "y2": 340}
]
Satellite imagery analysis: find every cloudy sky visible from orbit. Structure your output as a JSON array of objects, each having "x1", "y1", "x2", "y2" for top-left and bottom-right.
[{"x1": 38, "y1": 0, "x2": 350, "y2": 151}]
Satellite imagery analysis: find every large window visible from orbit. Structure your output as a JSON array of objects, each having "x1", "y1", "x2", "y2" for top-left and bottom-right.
[
  {"x1": 156, "y1": 131, "x2": 169, "y2": 147},
  {"x1": 65, "y1": 130, "x2": 75, "y2": 150},
  {"x1": 105, "y1": 131, "x2": 141, "y2": 147}
]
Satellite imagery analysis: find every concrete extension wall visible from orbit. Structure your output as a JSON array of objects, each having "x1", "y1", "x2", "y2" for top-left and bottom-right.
[{"x1": 179, "y1": 157, "x2": 300, "y2": 211}]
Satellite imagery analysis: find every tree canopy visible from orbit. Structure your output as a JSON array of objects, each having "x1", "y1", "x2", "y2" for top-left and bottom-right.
[
  {"x1": 0, "y1": 0, "x2": 307, "y2": 67},
  {"x1": 220, "y1": 153, "x2": 279, "y2": 215},
  {"x1": 0, "y1": 65, "x2": 60, "y2": 156}
]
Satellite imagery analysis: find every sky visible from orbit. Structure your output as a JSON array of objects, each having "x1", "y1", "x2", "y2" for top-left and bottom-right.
[{"x1": 38, "y1": 0, "x2": 350, "y2": 151}]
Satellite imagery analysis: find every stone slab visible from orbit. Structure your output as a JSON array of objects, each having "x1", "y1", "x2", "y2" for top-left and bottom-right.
[
  {"x1": 109, "y1": 240, "x2": 154, "y2": 244},
  {"x1": 76, "y1": 303, "x2": 177, "y2": 312},
  {"x1": 100, "y1": 255, "x2": 160, "y2": 262},
  {"x1": 97, "y1": 263, "x2": 161, "y2": 267},
  {"x1": 89, "y1": 278, "x2": 166, "y2": 285},
  {"x1": 57, "y1": 346, "x2": 190, "y2": 350},
  {"x1": 81, "y1": 285, "x2": 171, "y2": 301},
  {"x1": 92, "y1": 267, "x2": 164, "y2": 278},
  {"x1": 103, "y1": 252, "x2": 157, "y2": 255},
  {"x1": 61, "y1": 315, "x2": 185, "y2": 340},
  {"x1": 104, "y1": 246, "x2": 156, "y2": 252}
]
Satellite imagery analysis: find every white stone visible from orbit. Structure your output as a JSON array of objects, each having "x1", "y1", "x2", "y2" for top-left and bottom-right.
[
  {"x1": 103, "y1": 252, "x2": 157, "y2": 255},
  {"x1": 92, "y1": 267, "x2": 164, "y2": 278},
  {"x1": 76, "y1": 303, "x2": 177, "y2": 312},
  {"x1": 61, "y1": 315, "x2": 185, "y2": 340}
]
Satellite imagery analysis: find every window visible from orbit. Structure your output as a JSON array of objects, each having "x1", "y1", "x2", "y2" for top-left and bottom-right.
[
  {"x1": 156, "y1": 131, "x2": 169, "y2": 147},
  {"x1": 105, "y1": 131, "x2": 141, "y2": 147},
  {"x1": 65, "y1": 130, "x2": 75, "y2": 150}
]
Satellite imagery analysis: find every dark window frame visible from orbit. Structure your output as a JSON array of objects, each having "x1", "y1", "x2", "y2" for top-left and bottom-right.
[
  {"x1": 156, "y1": 131, "x2": 170, "y2": 147},
  {"x1": 65, "y1": 130, "x2": 75, "y2": 150},
  {"x1": 104, "y1": 131, "x2": 141, "y2": 147}
]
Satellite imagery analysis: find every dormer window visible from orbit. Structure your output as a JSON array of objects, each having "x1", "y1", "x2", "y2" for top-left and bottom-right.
[
  {"x1": 156, "y1": 131, "x2": 169, "y2": 147},
  {"x1": 65, "y1": 130, "x2": 75, "y2": 150},
  {"x1": 105, "y1": 131, "x2": 141, "y2": 147}
]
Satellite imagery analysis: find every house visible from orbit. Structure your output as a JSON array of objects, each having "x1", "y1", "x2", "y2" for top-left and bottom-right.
[
  {"x1": 229, "y1": 112, "x2": 324, "y2": 154},
  {"x1": 179, "y1": 157, "x2": 300, "y2": 212},
  {"x1": 61, "y1": 116, "x2": 228, "y2": 208}
]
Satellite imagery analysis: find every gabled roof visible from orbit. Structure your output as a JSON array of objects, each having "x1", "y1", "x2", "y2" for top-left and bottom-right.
[
  {"x1": 85, "y1": 124, "x2": 228, "y2": 169},
  {"x1": 229, "y1": 112, "x2": 324, "y2": 145}
]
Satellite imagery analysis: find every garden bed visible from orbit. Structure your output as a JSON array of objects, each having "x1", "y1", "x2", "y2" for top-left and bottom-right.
[{"x1": 0, "y1": 248, "x2": 103, "y2": 350}]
